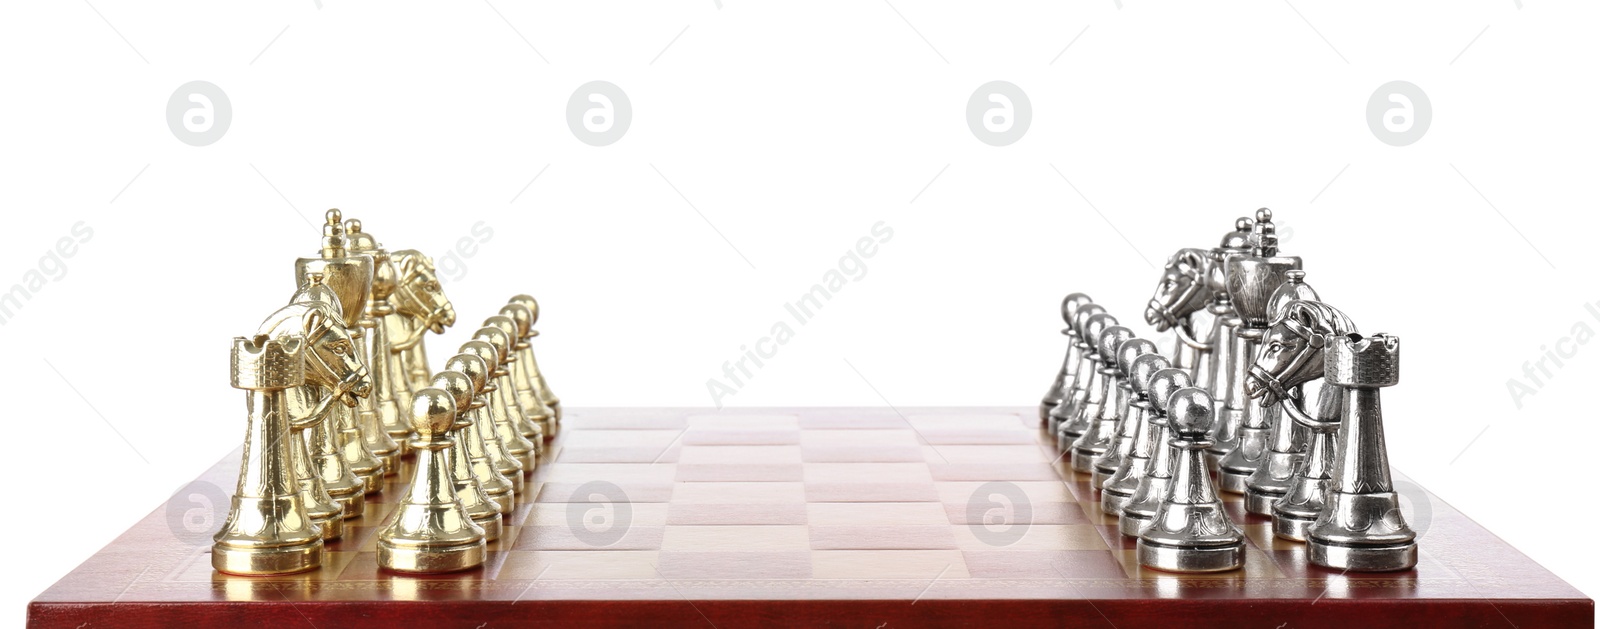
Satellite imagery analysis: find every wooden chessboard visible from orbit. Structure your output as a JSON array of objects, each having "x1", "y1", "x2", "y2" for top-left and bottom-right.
[{"x1": 29, "y1": 407, "x2": 1594, "y2": 628}]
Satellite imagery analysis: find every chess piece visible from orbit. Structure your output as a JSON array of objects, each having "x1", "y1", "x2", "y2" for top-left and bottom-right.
[
  {"x1": 509, "y1": 294, "x2": 561, "y2": 426},
  {"x1": 376, "y1": 387, "x2": 486, "y2": 573},
  {"x1": 1204, "y1": 217, "x2": 1255, "y2": 469},
  {"x1": 262, "y1": 278, "x2": 370, "y2": 542},
  {"x1": 1243, "y1": 270, "x2": 1318, "y2": 515},
  {"x1": 391, "y1": 250, "x2": 456, "y2": 394},
  {"x1": 1218, "y1": 209, "x2": 1300, "y2": 493},
  {"x1": 1050, "y1": 303, "x2": 1107, "y2": 442},
  {"x1": 213, "y1": 334, "x2": 324, "y2": 575},
  {"x1": 1137, "y1": 387, "x2": 1245, "y2": 572},
  {"x1": 500, "y1": 302, "x2": 556, "y2": 440},
  {"x1": 1243, "y1": 299, "x2": 1359, "y2": 541},
  {"x1": 431, "y1": 369, "x2": 504, "y2": 542},
  {"x1": 380, "y1": 248, "x2": 454, "y2": 451},
  {"x1": 1069, "y1": 322, "x2": 1135, "y2": 473},
  {"x1": 1042, "y1": 293, "x2": 1094, "y2": 423},
  {"x1": 1145, "y1": 250, "x2": 1218, "y2": 383},
  {"x1": 1274, "y1": 381, "x2": 1341, "y2": 541},
  {"x1": 1092, "y1": 337, "x2": 1158, "y2": 488},
  {"x1": 485, "y1": 313, "x2": 548, "y2": 447},
  {"x1": 474, "y1": 324, "x2": 540, "y2": 471},
  {"x1": 443, "y1": 353, "x2": 516, "y2": 514},
  {"x1": 1307, "y1": 333, "x2": 1416, "y2": 571},
  {"x1": 343, "y1": 219, "x2": 404, "y2": 474},
  {"x1": 458, "y1": 340, "x2": 526, "y2": 490},
  {"x1": 294, "y1": 211, "x2": 374, "y2": 515},
  {"x1": 1119, "y1": 367, "x2": 1194, "y2": 537},
  {"x1": 1101, "y1": 353, "x2": 1170, "y2": 515}
]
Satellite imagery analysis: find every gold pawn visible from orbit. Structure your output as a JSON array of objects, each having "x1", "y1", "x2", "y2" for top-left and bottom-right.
[
  {"x1": 432, "y1": 369, "x2": 504, "y2": 541},
  {"x1": 509, "y1": 294, "x2": 560, "y2": 428},
  {"x1": 499, "y1": 303, "x2": 555, "y2": 440},
  {"x1": 474, "y1": 324, "x2": 539, "y2": 472},
  {"x1": 443, "y1": 353, "x2": 516, "y2": 514},
  {"x1": 457, "y1": 340, "x2": 525, "y2": 491},
  {"x1": 376, "y1": 387, "x2": 485, "y2": 573},
  {"x1": 483, "y1": 316, "x2": 546, "y2": 456}
]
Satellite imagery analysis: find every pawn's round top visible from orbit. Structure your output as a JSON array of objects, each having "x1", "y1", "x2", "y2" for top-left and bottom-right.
[
  {"x1": 1167, "y1": 388, "x2": 1215, "y2": 436},
  {"x1": 483, "y1": 315, "x2": 519, "y2": 345},
  {"x1": 1129, "y1": 354, "x2": 1170, "y2": 397},
  {"x1": 431, "y1": 370, "x2": 476, "y2": 425},
  {"x1": 1116, "y1": 338, "x2": 1158, "y2": 376},
  {"x1": 1096, "y1": 325, "x2": 1135, "y2": 362},
  {"x1": 500, "y1": 303, "x2": 534, "y2": 339},
  {"x1": 473, "y1": 326, "x2": 513, "y2": 367},
  {"x1": 1148, "y1": 367, "x2": 1194, "y2": 413},
  {"x1": 1061, "y1": 293, "x2": 1093, "y2": 323},
  {"x1": 457, "y1": 340, "x2": 500, "y2": 373},
  {"x1": 444, "y1": 353, "x2": 490, "y2": 396},
  {"x1": 1073, "y1": 305, "x2": 1108, "y2": 342},
  {"x1": 410, "y1": 387, "x2": 457, "y2": 438},
  {"x1": 1220, "y1": 217, "x2": 1255, "y2": 250},
  {"x1": 1255, "y1": 207, "x2": 1273, "y2": 223},
  {"x1": 509, "y1": 295, "x2": 540, "y2": 324}
]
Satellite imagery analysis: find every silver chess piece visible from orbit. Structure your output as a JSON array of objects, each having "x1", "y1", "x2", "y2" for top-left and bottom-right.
[
  {"x1": 1136, "y1": 386, "x2": 1245, "y2": 572},
  {"x1": 1092, "y1": 337, "x2": 1158, "y2": 488},
  {"x1": 1243, "y1": 270, "x2": 1318, "y2": 515},
  {"x1": 1245, "y1": 299, "x2": 1356, "y2": 540},
  {"x1": 1311, "y1": 333, "x2": 1416, "y2": 571},
  {"x1": 1119, "y1": 366, "x2": 1194, "y2": 537},
  {"x1": 1204, "y1": 217, "x2": 1256, "y2": 469},
  {"x1": 1244, "y1": 302, "x2": 1417, "y2": 570},
  {"x1": 1145, "y1": 249, "x2": 1218, "y2": 389},
  {"x1": 1101, "y1": 353, "x2": 1171, "y2": 516},
  {"x1": 1069, "y1": 322, "x2": 1135, "y2": 473},
  {"x1": 1042, "y1": 293, "x2": 1094, "y2": 424},
  {"x1": 1218, "y1": 209, "x2": 1300, "y2": 493},
  {"x1": 1051, "y1": 303, "x2": 1107, "y2": 444}
]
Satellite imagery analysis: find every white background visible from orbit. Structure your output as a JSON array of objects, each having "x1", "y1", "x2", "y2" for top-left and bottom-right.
[{"x1": 1, "y1": 0, "x2": 1596, "y2": 624}]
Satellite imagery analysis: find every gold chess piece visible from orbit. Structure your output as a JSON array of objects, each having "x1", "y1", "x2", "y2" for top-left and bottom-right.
[
  {"x1": 376, "y1": 387, "x2": 486, "y2": 573},
  {"x1": 474, "y1": 324, "x2": 539, "y2": 472},
  {"x1": 343, "y1": 219, "x2": 404, "y2": 474},
  {"x1": 483, "y1": 315, "x2": 547, "y2": 455},
  {"x1": 295, "y1": 210, "x2": 374, "y2": 515},
  {"x1": 457, "y1": 340, "x2": 526, "y2": 491},
  {"x1": 238, "y1": 277, "x2": 369, "y2": 547},
  {"x1": 443, "y1": 352, "x2": 516, "y2": 514},
  {"x1": 391, "y1": 249, "x2": 456, "y2": 396},
  {"x1": 509, "y1": 294, "x2": 560, "y2": 430},
  {"x1": 497, "y1": 303, "x2": 555, "y2": 442},
  {"x1": 213, "y1": 334, "x2": 323, "y2": 575},
  {"x1": 349, "y1": 225, "x2": 425, "y2": 454},
  {"x1": 432, "y1": 369, "x2": 505, "y2": 541}
]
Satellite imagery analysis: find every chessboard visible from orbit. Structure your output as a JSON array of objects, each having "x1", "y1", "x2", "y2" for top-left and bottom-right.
[{"x1": 29, "y1": 407, "x2": 1594, "y2": 628}]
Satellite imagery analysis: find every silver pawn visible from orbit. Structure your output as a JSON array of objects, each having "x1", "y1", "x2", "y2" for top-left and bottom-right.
[
  {"x1": 1137, "y1": 387, "x2": 1245, "y2": 573},
  {"x1": 1092, "y1": 337, "x2": 1158, "y2": 488},
  {"x1": 1102, "y1": 353, "x2": 1171, "y2": 516},
  {"x1": 1119, "y1": 367, "x2": 1194, "y2": 537},
  {"x1": 1041, "y1": 293, "x2": 1094, "y2": 426},
  {"x1": 1053, "y1": 304, "x2": 1108, "y2": 447},
  {"x1": 1069, "y1": 323, "x2": 1136, "y2": 473}
]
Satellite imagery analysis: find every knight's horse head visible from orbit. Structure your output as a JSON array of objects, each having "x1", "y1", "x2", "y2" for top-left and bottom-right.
[
  {"x1": 258, "y1": 283, "x2": 372, "y2": 406},
  {"x1": 1245, "y1": 299, "x2": 1356, "y2": 407},
  {"x1": 1145, "y1": 248, "x2": 1212, "y2": 332},
  {"x1": 390, "y1": 249, "x2": 457, "y2": 334}
]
